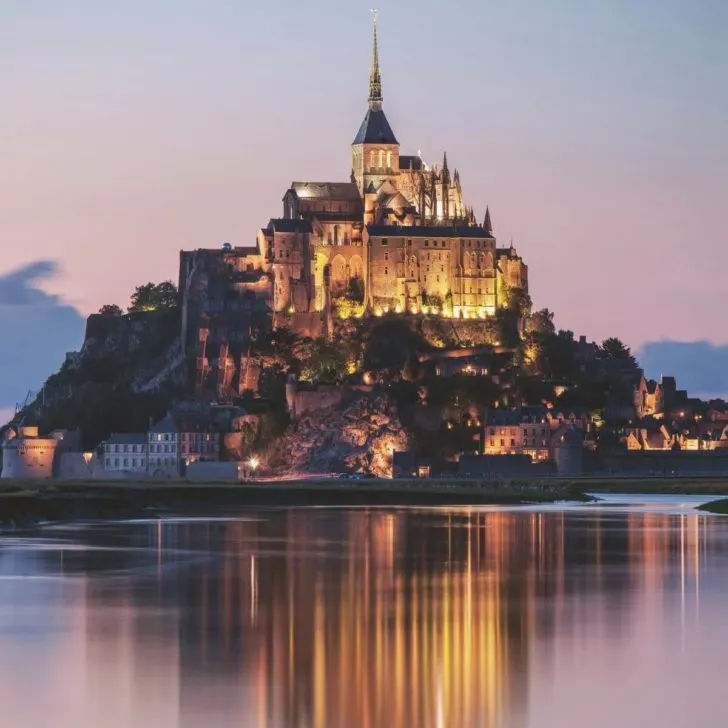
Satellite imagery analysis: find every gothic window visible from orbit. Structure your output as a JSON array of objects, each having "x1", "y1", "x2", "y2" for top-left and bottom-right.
[
  {"x1": 386, "y1": 151, "x2": 392, "y2": 168},
  {"x1": 370, "y1": 151, "x2": 376, "y2": 167},
  {"x1": 379, "y1": 150, "x2": 385, "y2": 168}
]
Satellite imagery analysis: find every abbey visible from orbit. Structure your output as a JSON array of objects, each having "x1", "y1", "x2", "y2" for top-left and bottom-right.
[
  {"x1": 180, "y1": 18, "x2": 529, "y2": 393},
  {"x1": 255, "y1": 17, "x2": 527, "y2": 325}
]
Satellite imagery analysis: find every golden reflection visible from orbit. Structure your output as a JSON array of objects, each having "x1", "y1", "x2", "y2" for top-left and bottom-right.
[{"x1": 67, "y1": 507, "x2": 719, "y2": 728}]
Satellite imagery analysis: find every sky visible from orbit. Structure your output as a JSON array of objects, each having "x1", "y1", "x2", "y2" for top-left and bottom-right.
[{"x1": 1, "y1": 0, "x2": 727, "y2": 418}]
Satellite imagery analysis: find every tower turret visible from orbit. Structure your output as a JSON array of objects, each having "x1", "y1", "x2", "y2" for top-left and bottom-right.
[
  {"x1": 352, "y1": 11, "x2": 400, "y2": 195},
  {"x1": 484, "y1": 206, "x2": 493, "y2": 235}
]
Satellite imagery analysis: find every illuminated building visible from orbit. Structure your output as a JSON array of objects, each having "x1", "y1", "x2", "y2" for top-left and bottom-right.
[
  {"x1": 180, "y1": 13, "x2": 529, "y2": 374},
  {"x1": 484, "y1": 406, "x2": 550, "y2": 461}
]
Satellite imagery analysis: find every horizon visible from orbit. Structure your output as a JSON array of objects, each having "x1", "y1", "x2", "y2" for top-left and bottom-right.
[{"x1": 1, "y1": 0, "x2": 727, "y2": 416}]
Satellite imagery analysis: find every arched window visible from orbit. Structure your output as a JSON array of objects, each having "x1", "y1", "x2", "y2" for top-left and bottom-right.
[
  {"x1": 379, "y1": 149, "x2": 385, "y2": 168},
  {"x1": 334, "y1": 225, "x2": 339, "y2": 245},
  {"x1": 370, "y1": 151, "x2": 376, "y2": 167},
  {"x1": 386, "y1": 151, "x2": 392, "y2": 168}
]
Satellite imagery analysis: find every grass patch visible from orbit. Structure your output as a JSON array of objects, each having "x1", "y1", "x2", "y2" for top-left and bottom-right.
[{"x1": 697, "y1": 499, "x2": 728, "y2": 515}]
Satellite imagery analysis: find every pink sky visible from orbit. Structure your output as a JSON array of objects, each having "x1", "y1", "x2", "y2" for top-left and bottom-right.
[{"x1": 1, "y1": 1, "x2": 727, "y2": 411}]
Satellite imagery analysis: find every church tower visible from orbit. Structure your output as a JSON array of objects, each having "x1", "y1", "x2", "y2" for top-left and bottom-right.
[{"x1": 352, "y1": 11, "x2": 400, "y2": 201}]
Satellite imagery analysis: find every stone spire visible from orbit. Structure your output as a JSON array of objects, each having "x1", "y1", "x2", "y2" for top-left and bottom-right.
[
  {"x1": 368, "y1": 9, "x2": 383, "y2": 110},
  {"x1": 484, "y1": 206, "x2": 493, "y2": 235},
  {"x1": 442, "y1": 152, "x2": 451, "y2": 184}
]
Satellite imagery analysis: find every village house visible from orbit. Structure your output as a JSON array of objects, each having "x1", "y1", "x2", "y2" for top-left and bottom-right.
[
  {"x1": 484, "y1": 406, "x2": 550, "y2": 462},
  {"x1": 148, "y1": 410, "x2": 221, "y2": 477},
  {"x1": 103, "y1": 433, "x2": 148, "y2": 474}
]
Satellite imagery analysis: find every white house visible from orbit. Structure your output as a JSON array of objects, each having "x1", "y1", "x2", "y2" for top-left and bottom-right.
[{"x1": 103, "y1": 433, "x2": 148, "y2": 474}]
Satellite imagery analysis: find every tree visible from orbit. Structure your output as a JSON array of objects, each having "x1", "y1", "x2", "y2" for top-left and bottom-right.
[
  {"x1": 363, "y1": 318, "x2": 428, "y2": 372},
  {"x1": 600, "y1": 337, "x2": 636, "y2": 365},
  {"x1": 525, "y1": 308, "x2": 556, "y2": 336},
  {"x1": 128, "y1": 281, "x2": 179, "y2": 313},
  {"x1": 346, "y1": 276, "x2": 365, "y2": 304},
  {"x1": 98, "y1": 304, "x2": 123, "y2": 316},
  {"x1": 298, "y1": 338, "x2": 348, "y2": 384}
]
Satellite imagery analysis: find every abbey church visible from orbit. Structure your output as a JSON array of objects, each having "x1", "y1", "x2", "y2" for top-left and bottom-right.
[
  {"x1": 259, "y1": 17, "x2": 527, "y2": 322},
  {"x1": 180, "y1": 17, "x2": 529, "y2": 392}
]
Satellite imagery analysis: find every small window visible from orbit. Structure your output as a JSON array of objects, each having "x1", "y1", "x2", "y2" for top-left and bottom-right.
[
  {"x1": 384, "y1": 252, "x2": 389, "y2": 261},
  {"x1": 424, "y1": 240, "x2": 429, "y2": 247},
  {"x1": 384, "y1": 267, "x2": 389, "y2": 275},
  {"x1": 381, "y1": 239, "x2": 389, "y2": 246}
]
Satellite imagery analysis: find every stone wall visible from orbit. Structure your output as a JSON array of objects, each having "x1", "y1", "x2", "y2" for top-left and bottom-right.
[{"x1": 599, "y1": 450, "x2": 728, "y2": 474}]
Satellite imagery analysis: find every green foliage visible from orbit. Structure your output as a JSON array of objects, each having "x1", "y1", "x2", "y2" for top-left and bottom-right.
[
  {"x1": 525, "y1": 308, "x2": 556, "y2": 336},
  {"x1": 421, "y1": 291, "x2": 444, "y2": 310},
  {"x1": 363, "y1": 318, "x2": 429, "y2": 372},
  {"x1": 346, "y1": 276, "x2": 365, "y2": 304},
  {"x1": 401, "y1": 354, "x2": 419, "y2": 382},
  {"x1": 128, "y1": 281, "x2": 179, "y2": 313},
  {"x1": 600, "y1": 337, "x2": 636, "y2": 366},
  {"x1": 494, "y1": 308, "x2": 520, "y2": 348},
  {"x1": 98, "y1": 304, "x2": 123, "y2": 316},
  {"x1": 298, "y1": 338, "x2": 349, "y2": 384}
]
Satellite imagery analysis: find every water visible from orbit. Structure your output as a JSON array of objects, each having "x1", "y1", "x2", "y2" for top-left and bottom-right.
[{"x1": 1, "y1": 497, "x2": 728, "y2": 728}]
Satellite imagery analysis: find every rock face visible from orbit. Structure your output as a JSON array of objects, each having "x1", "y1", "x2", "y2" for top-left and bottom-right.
[{"x1": 268, "y1": 393, "x2": 408, "y2": 478}]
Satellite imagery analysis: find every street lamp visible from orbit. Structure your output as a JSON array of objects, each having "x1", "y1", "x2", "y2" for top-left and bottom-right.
[{"x1": 247, "y1": 456, "x2": 259, "y2": 480}]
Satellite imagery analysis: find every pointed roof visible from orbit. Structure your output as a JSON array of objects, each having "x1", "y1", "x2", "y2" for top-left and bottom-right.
[
  {"x1": 442, "y1": 152, "x2": 450, "y2": 184},
  {"x1": 353, "y1": 108, "x2": 398, "y2": 145},
  {"x1": 369, "y1": 10, "x2": 382, "y2": 110},
  {"x1": 484, "y1": 206, "x2": 493, "y2": 235},
  {"x1": 353, "y1": 11, "x2": 398, "y2": 146}
]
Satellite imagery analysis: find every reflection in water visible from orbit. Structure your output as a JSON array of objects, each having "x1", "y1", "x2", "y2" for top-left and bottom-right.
[{"x1": 0, "y1": 506, "x2": 727, "y2": 728}]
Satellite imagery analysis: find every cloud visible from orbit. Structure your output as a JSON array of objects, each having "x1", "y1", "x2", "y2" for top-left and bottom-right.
[
  {"x1": 637, "y1": 340, "x2": 728, "y2": 399},
  {"x1": 0, "y1": 261, "x2": 85, "y2": 415}
]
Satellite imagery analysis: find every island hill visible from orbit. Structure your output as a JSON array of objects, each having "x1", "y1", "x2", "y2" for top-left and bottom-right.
[
  {"x1": 4, "y1": 18, "x2": 728, "y2": 483},
  {"x1": 3, "y1": 274, "x2": 728, "y2": 483}
]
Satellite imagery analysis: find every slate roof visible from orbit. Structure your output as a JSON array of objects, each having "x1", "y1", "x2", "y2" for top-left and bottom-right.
[
  {"x1": 267, "y1": 219, "x2": 313, "y2": 234},
  {"x1": 399, "y1": 155, "x2": 424, "y2": 171},
  {"x1": 367, "y1": 225, "x2": 494, "y2": 239},
  {"x1": 485, "y1": 410, "x2": 521, "y2": 427},
  {"x1": 291, "y1": 182, "x2": 361, "y2": 201},
  {"x1": 353, "y1": 108, "x2": 399, "y2": 145},
  {"x1": 106, "y1": 433, "x2": 147, "y2": 446},
  {"x1": 150, "y1": 411, "x2": 214, "y2": 434}
]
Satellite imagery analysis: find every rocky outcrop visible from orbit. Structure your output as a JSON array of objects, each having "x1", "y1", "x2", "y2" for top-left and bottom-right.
[{"x1": 268, "y1": 393, "x2": 408, "y2": 478}]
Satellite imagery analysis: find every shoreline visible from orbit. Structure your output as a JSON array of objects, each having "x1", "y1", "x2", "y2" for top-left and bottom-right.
[
  {"x1": 3, "y1": 473, "x2": 728, "y2": 531},
  {"x1": 0, "y1": 479, "x2": 587, "y2": 531}
]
